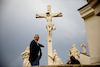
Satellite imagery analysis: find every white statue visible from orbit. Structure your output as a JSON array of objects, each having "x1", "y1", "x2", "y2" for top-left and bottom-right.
[
  {"x1": 21, "y1": 46, "x2": 31, "y2": 67},
  {"x1": 48, "y1": 49, "x2": 63, "y2": 65},
  {"x1": 36, "y1": 5, "x2": 63, "y2": 65},
  {"x1": 36, "y1": 11, "x2": 62, "y2": 23},
  {"x1": 69, "y1": 44, "x2": 80, "y2": 60},
  {"x1": 81, "y1": 42, "x2": 87, "y2": 54}
]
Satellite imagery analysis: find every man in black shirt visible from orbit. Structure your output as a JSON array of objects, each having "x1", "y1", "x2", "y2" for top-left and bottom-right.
[{"x1": 29, "y1": 34, "x2": 44, "y2": 66}]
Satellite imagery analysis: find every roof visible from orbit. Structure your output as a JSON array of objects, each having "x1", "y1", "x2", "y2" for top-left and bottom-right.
[
  {"x1": 78, "y1": 3, "x2": 89, "y2": 11},
  {"x1": 80, "y1": 52, "x2": 90, "y2": 57}
]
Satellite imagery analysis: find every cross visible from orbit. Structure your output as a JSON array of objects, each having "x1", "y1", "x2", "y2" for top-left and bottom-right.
[
  {"x1": 36, "y1": 5, "x2": 63, "y2": 65},
  {"x1": 36, "y1": 5, "x2": 62, "y2": 23}
]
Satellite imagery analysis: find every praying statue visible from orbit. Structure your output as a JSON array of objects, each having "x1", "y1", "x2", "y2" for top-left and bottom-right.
[
  {"x1": 21, "y1": 46, "x2": 31, "y2": 67},
  {"x1": 48, "y1": 49, "x2": 63, "y2": 65},
  {"x1": 69, "y1": 44, "x2": 80, "y2": 60}
]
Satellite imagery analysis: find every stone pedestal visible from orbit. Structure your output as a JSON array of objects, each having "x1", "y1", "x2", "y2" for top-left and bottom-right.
[{"x1": 78, "y1": 0, "x2": 100, "y2": 64}]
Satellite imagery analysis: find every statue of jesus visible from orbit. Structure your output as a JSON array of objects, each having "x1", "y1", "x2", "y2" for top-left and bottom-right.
[{"x1": 36, "y1": 12, "x2": 62, "y2": 23}]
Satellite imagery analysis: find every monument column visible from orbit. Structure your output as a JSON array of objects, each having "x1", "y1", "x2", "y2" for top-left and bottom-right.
[
  {"x1": 78, "y1": 0, "x2": 100, "y2": 64},
  {"x1": 47, "y1": 29, "x2": 53, "y2": 65}
]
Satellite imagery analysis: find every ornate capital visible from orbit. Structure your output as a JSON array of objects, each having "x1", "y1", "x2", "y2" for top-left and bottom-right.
[
  {"x1": 78, "y1": 5, "x2": 94, "y2": 19},
  {"x1": 78, "y1": 0, "x2": 100, "y2": 19}
]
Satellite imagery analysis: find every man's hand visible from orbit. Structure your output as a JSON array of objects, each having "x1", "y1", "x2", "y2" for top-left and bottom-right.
[{"x1": 43, "y1": 45, "x2": 45, "y2": 47}]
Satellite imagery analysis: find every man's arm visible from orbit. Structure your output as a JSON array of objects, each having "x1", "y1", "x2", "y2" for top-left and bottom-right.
[{"x1": 38, "y1": 43, "x2": 44, "y2": 47}]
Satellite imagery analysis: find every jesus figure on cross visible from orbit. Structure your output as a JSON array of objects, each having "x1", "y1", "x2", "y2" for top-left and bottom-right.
[{"x1": 36, "y1": 5, "x2": 62, "y2": 36}]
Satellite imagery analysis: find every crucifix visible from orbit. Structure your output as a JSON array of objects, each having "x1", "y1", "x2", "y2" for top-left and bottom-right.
[{"x1": 36, "y1": 5, "x2": 63, "y2": 65}]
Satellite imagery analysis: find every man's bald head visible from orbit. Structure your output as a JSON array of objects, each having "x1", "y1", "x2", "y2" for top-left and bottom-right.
[{"x1": 34, "y1": 34, "x2": 39, "y2": 42}]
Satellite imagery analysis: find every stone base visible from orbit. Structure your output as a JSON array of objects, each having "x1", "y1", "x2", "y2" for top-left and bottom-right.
[{"x1": 29, "y1": 65, "x2": 100, "y2": 67}]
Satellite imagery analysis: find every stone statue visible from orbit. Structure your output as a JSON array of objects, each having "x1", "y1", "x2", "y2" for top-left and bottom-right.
[
  {"x1": 36, "y1": 12, "x2": 62, "y2": 23},
  {"x1": 48, "y1": 49, "x2": 63, "y2": 65},
  {"x1": 21, "y1": 46, "x2": 31, "y2": 67},
  {"x1": 46, "y1": 23, "x2": 56, "y2": 37},
  {"x1": 81, "y1": 42, "x2": 87, "y2": 54},
  {"x1": 36, "y1": 5, "x2": 63, "y2": 65},
  {"x1": 69, "y1": 44, "x2": 80, "y2": 60},
  {"x1": 46, "y1": 22, "x2": 56, "y2": 31}
]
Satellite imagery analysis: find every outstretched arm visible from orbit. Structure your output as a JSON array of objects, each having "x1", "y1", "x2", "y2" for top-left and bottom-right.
[
  {"x1": 51, "y1": 12, "x2": 62, "y2": 17},
  {"x1": 36, "y1": 14, "x2": 46, "y2": 18},
  {"x1": 38, "y1": 43, "x2": 44, "y2": 47}
]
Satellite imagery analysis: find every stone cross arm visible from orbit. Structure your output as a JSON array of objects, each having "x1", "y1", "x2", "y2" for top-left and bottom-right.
[
  {"x1": 36, "y1": 12, "x2": 63, "y2": 18},
  {"x1": 36, "y1": 14, "x2": 46, "y2": 18},
  {"x1": 51, "y1": 13, "x2": 62, "y2": 17}
]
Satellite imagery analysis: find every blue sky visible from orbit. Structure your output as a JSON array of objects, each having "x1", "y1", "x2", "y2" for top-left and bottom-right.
[{"x1": 0, "y1": 0, "x2": 88, "y2": 67}]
